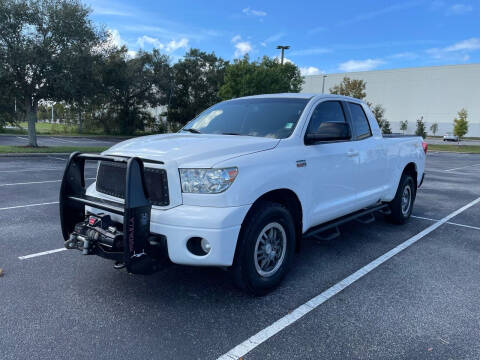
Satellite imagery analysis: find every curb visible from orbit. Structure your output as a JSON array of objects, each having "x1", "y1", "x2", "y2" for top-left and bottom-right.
[{"x1": 0, "y1": 152, "x2": 97, "y2": 157}]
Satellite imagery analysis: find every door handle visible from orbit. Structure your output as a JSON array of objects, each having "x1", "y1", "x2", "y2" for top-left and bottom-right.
[{"x1": 347, "y1": 150, "x2": 359, "y2": 157}]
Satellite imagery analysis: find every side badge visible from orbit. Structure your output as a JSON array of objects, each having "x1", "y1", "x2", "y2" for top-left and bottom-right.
[{"x1": 296, "y1": 160, "x2": 307, "y2": 168}]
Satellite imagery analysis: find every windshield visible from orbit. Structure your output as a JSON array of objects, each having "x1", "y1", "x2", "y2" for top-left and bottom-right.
[{"x1": 182, "y1": 98, "x2": 310, "y2": 139}]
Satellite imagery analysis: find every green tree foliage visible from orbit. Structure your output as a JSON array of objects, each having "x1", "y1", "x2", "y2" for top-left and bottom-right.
[
  {"x1": 400, "y1": 120, "x2": 408, "y2": 134},
  {"x1": 168, "y1": 49, "x2": 227, "y2": 125},
  {"x1": 329, "y1": 77, "x2": 367, "y2": 100},
  {"x1": 371, "y1": 104, "x2": 392, "y2": 134},
  {"x1": 0, "y1": 0, "x2": 102, "y2": 146},
  {"x1": 99, "y1": 48, "x2": 172, "y2": 134},
  {"x1": 218, "y1": 55, "x2": 303, "y2": 101},
  {"x1": 415, "y1": 116, "x2": 427, "y2": 139},
  {"x1": 430, "y1": 123, "x2": 438, "y2": 136},
  {"x1": 453, "y1": 108, "x2": 468, "y2": 139}
]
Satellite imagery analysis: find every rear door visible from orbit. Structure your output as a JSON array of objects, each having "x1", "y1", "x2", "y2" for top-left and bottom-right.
[
  {"x1": 302, "y1": 100, "x2": 361, "y2": 227},
  {"x1": 345, "y1": 101, "x2": 388, "y2": 208}
]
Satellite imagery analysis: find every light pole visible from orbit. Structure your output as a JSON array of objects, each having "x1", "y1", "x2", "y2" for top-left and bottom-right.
[
  {"x1": 276, "y1": 45, "x2": 290, "y2": 65},
  {"x1": 322, "y1": 74, "x2": 328, "y2": 94}
]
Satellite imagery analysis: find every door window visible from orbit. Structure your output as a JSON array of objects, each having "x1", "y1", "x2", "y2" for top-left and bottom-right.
[
  {"x1": 306, "y1": 101, "x2": 346, "y2": 134},
  {"x1": 348, "y1": 103, "x2": 372, "y2": 140}
]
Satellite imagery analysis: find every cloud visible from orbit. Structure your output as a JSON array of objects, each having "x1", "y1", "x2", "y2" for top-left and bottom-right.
[
  {"x1": 242, "y1": 7, "x2": 267, "y2": 17},
  {"x1": 339, "y1": 59, "x2": 384, "y2": 72},
  {"x1": 127, "y1": 50, "x2": 137, "y2": 59},
  {"x1": 338, "y1": 2, "x2": 420, "y2": 26},
  {"x1": 307, "y1": 26, "x2": 326, "y2": 35},
  {"x1": 231, "y1": 35, "x2": 242, "y2": 43},
  {"x1": 447, "y1": 3, "x2": 473, "y2": 15},
  {"x1": 107, "y1": 29, "x2": 125, "y2": 47},
  {"x1": 290, "y1": 47, "x2": 331, "y2": 56},
  {"x1": 274, "y1": 56, "x2": 294, "y2": 64},
  {"x1": 427, "y1": 38, "x2": 480, "y2": 59},
  {"x1": 92, "y1": 6, "x2": 132, "y2": 16},
  {"x1": 445, "y1": 38, "x2": 480, "y2": 51},
  {"x1": 136, "y1": 36, "x2": 189, "y2": 52},
  {"x1": 300, "y1": 66, "x2": 323, "y2": 76},
  {"x1": 264, "y1": 32, "x2": 286, "y2": 43},
  {"x1": 166, "y1": 38, "x2": 189, "y2": 52},
  {"x1": 137, "y1": 35, "x2": 164, "y2": 49},
  {"x1": 234, "y1": 41, "x2": 252, "y2": 57}
]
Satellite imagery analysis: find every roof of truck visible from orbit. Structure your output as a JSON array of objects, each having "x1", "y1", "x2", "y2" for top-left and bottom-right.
[{"x1": 229, "y1": 93, "x2": 363, "y2": 102}]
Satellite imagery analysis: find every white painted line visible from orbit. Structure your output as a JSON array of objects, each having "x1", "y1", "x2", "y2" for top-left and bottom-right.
[
  {"x1": 412, "y1": 215, "x2": 480, "y2": 231},
  {"x1": 427, "y1": 169, "x2": 474, "y2": 176},
  {"x1": 48, "y1": 136, "x2": 76, "y2": 143},
  {"x1": 0, "y1": 178, "x2": 95, "y2": 187},
  {"x1": 0, "y1": 201, "x2": 59, "y2": 211},
  {"x1": 217, "y1": 196, "x2": 480, "y2": 360},
  {"x1": 48, "y1": 156, "x2": 68, "y2": 161},
  {"x1": 0, "y1": 168, "x2": 61, "y2": 173},
  {"x1": 445, "y1": 163, "x2": 480, "y2": 172},
  {"x1": 411, "y1": 215, "x2": 438, "y2": 221},
  {"x1": 447, "y1": 221, "x2": 480, "y2": 231},
  {"x1": 18, "y1": 248, "x2": 67, "y2": 260},
  {"x1": 15, "y1": 136, "x2": 28, "y2": 141}
]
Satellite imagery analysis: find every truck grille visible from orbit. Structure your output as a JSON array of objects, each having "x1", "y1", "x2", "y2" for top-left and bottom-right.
[{"x1": 96, "y1": 161, "x2": 169, "y2": 206}]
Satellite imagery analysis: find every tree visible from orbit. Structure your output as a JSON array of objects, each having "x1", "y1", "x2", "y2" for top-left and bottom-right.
[
  {"x1": 371, "y1": 104, "x2": 392, "y2": 134},
  {"x1": 167, "y1": 49, "x2": 227, "y2": 125},
  {"x1": 415, "y1": 116, "x2": 427, "y2": 139},
  {"x1": 0, "y1": 0, "x2": 103, "y2": 146},
  {"x1": 430, "y1": 123, "x2": 438, "y2": 137},
  {"x1": 453, "y1": 108, "x2": 468, "y2": 139},
  {"x1": 400, "y1": 120, "x2": 408, "y2": 134},
  {"x1": 100, "y1": 48, "x2": 172, "y2": 134},
  {"x1": 218, "y1": 55, "x2": 303, "y2": 101},
  {"x1": 330, "y1": 77, "x2": 367, "y2": 100}
]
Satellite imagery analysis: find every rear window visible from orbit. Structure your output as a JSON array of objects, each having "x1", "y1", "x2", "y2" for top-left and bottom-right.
[{"x1": 348, "y1": 102, "x2": 372, "y2": 140}]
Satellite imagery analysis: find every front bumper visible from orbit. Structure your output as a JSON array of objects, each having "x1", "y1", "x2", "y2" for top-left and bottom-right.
[{"x1": 85, "y1": 195, "x2": 251, "y2": 266}]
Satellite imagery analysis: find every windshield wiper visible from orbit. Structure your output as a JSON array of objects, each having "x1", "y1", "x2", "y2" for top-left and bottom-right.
[
  {"x1": 182, "y1": 128, "x2": 201, "y2": 134},
  {"x1": 221, "y1": 132, "x2": 242, "y2": 136}
]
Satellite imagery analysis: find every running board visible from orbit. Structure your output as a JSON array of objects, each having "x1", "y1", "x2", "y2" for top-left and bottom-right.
[{"x1": 304, "y1": 204, "x2": 389, "y2": 239}]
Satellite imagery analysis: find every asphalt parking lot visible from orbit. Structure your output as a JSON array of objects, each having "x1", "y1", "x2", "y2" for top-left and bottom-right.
[
  {"x1": 0, "y1": 134, "x2": 120, "y2": 147},
  {"x1": 1, "y1": 152, "x2": 479, "y2": 360}
]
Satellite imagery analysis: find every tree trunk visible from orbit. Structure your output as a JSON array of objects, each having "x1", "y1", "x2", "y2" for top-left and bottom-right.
[
  {"x1": 25, "y1": 97, "x2": 38, "y2": 147},
  {"x1": 78, "y1": 107, "x2": 83, "y2": 133}
]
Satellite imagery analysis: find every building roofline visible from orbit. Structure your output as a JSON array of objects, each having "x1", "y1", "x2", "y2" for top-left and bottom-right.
[{"x1": 306, "y1": 62, "x2": 480, "y2": 78}]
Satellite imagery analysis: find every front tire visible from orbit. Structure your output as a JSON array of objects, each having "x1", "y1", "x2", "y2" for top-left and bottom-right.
[
  {"x1": 387, "y1": 173, "x2": 415, "y2": 224},
  {"x1": 232, "y1": 201, "x2": 296, "y2": 295}
]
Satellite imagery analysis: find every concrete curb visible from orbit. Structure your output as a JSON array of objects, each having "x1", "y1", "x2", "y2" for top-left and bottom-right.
[{"x1": 0, "y1": 152, "x2": 99, "y2": 157}]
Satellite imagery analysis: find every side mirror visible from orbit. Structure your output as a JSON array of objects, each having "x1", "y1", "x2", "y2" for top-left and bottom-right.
[{"x1": 305, "y1": 122, "x2": 351, "y2": 144}]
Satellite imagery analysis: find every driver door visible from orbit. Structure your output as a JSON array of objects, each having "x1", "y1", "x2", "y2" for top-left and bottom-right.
[{"x1": 302, "y1": 100, "x2": 360, "y2": 227}]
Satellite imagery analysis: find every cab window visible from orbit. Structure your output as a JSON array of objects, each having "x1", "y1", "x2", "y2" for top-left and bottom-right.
[{"x1": 348, "y1": 102, "x2": 372, "y2": 140}]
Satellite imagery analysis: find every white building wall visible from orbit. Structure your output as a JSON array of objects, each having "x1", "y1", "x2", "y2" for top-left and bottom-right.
[{"x1": 302, "y1": 63, "x2": 480, "y2": 137}]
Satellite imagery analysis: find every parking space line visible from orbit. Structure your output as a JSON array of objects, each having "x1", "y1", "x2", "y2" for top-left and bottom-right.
[
  {"x1": 218, "y1": 196, "x2": 480, "y2": 360},
  {"x1": 48, "y1": 156, "x2": 68, "y2": 161},
  {"x1": 444, "y1": 163, "x2": 480, "y2": 172},
  {"x1": 0, "y1": 201, "x2": 59, "y2": 211},
  {"x1": 0, "y1": 178, "x2": 95, "y2": 187},
  {"x1": 0, "y1": 168, "x2": 61, "y2": 173},
  {"x1": 48, "y1": 136, "x2": 76, "y2": 143},
  {"x1": 18, "y1": 248, "x2": 67, "y2": 260},
  {"x1": 412, "y1": 215, "x2": 480, "y2": 231}
]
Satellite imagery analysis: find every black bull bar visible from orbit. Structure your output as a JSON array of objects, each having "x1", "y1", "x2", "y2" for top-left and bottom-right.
[{"x1": 59, "y1": 152, "x2": 159, "y2": 273}]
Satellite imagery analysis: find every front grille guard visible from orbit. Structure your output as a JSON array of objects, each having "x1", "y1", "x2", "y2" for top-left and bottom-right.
[{"x1": 59, "y1": 152, "x2": 152, "y2": 271}]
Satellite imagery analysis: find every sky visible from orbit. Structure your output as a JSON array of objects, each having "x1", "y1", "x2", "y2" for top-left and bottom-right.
[{"x1": 86, "y1": 0, "x2": 480, "y2": 75}]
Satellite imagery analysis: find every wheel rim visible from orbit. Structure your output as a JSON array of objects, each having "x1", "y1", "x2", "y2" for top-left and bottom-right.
[
  {"x1": 254, "y1": 222, "x2": 287, "y2": 277},
  {"x1": 401, "y1": 184, "x2": 412, "y2": 216}
]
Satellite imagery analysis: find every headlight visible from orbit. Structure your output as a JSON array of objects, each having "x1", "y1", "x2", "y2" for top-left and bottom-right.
[{"x1": 179, "y1": 167, "x2": 238, "y2": 193}]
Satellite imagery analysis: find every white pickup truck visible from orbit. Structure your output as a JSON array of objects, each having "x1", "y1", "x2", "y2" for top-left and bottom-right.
[{"x1": 60, "y1": 93, "x2": 426, "y2": 294}]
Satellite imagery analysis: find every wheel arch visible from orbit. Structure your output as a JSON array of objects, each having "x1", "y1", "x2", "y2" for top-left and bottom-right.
[{"x1": 239, "y1": 188, "x2": 303, "y2": 254}]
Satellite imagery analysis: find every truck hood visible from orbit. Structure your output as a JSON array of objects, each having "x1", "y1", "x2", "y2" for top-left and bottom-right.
[{"x1": 104, "y1": 133, "x2": 280, "y2": 167}]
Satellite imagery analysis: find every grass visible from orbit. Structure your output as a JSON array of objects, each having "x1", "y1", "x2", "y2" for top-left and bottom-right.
[
  {"x1": 0, "y1": 146, "x2": 109, "y2": 154},
  {"x1": 428, "y1": 144, "x2": 480, "y2": 154}
]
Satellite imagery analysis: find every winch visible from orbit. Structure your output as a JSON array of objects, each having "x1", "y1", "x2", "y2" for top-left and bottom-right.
[{"x1": 64, "y1": 214, "x2": 123, "y2": 255}]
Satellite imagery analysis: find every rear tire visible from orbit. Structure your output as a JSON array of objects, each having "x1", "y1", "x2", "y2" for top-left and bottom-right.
[
  {"x1": 232, "y1": 201, "x2": 296, "y2": 295},
  {"x1": 387, "y1": 173, "x2": 415, "y2": 224}
]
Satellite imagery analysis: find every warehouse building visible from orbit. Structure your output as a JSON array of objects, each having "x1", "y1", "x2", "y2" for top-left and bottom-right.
[{"x1": 302, "y1": 63, "x2": 480, "y2": 137}]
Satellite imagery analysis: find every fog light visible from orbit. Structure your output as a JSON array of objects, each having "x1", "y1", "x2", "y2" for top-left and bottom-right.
[{"x1": 200, "y1": 238, "x2": 211, "y2": 254}]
